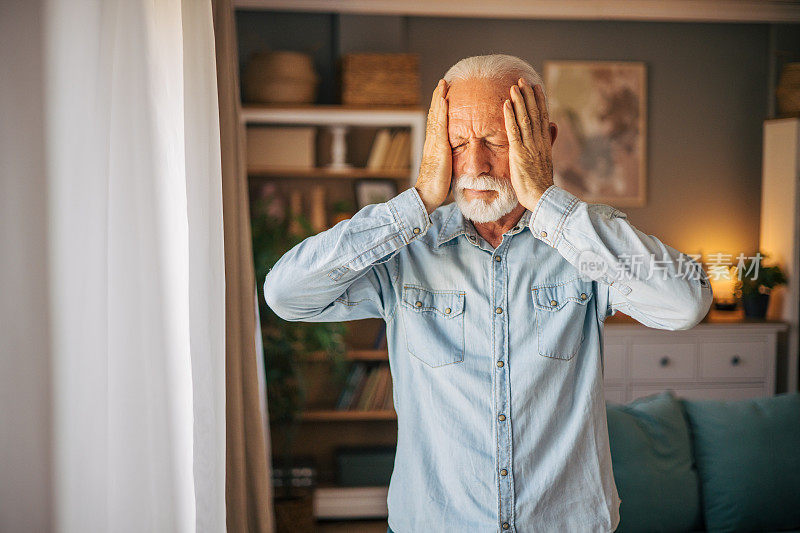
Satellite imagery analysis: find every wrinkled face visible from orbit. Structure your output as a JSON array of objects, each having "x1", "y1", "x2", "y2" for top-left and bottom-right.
[{"x1": 447, "y1": 76, "x2": 519, "y2": 222}]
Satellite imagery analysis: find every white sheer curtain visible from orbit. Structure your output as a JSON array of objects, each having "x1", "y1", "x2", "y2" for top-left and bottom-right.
[{"x1": 45, "y1": 0, "x2": 225, "y2": 531}]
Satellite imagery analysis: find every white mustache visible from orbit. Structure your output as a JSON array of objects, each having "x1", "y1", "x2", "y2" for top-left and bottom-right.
[{"x1": 453, "y1": 174, "x2": 510, "y2": 193}]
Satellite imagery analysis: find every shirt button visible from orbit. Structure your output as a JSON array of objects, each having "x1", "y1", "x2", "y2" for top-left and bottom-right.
[
  {"x1": 413, "y1": 227, "x2": 420, "y2": 234},
  {"x1": 580, "y1": 293, "x2": 587, "y2": 300},
  {"x1": 494, "y1": 256, "x2": 502, "y2": 262},
  {"x1": 540, "y1": 230, "x2": 547, "y2": 238},
  {"x1": 444, "y1": 307, "x2": 451, "y2": 314},
  {"x1": 513, "y1": 226, "x2": 519, "y2": 231},
  {"x1": 495, "y1": 307, "x2": 503, "y2": 314},
  {"x1": 415, "y1": 301, "x2": 422, "y2": 307},
  {"x1": 498, "y1": 414, "x2": 506, "y2": 421},
  {"x1": 502, "y1": 523, "x2": 510, "y2": 530},
  {"x1": 496, "y1": 360, "x2": 504, "y2": 368},
  {"x1": 550, "y1": 299, "x2": 558, "y2": 306},
  {"x1": 500, "y1": 469, "x2": 508, "y2": 476}
]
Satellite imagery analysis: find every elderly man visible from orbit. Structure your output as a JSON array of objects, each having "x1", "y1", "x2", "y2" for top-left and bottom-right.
[{"x1": 263, "y1": 54, "x2": 712, "y2": 532}]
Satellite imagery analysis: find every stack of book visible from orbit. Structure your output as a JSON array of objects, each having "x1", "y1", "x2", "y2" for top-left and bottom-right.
[
  {"x1": 335, "y1": 363, "x2": 393, "y2": 411},
  {"x1": 366, "y1": 128, "x2": 410, "y2": 171}
]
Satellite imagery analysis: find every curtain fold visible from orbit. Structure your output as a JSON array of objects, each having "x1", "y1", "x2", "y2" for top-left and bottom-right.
[
  {"x1": 212, "y1": 1, "x2": 276, "y2": 531},
  {"x1": 44, "y1": 0, "x2": 226, "y2": 530}
]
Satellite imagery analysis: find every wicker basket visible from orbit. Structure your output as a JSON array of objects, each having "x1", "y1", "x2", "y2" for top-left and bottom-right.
[
  {"x1": 243, "y1": 51, "x2": 319, "y2": 104},
  {"x1": 776, "y1": 62, "x2": 800, "y2": 117},
  {"x1": 341, "y1": 53, "x2": 420, "y2": 106}
]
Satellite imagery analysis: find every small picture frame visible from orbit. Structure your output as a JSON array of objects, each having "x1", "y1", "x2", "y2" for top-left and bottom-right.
[{"x1": 354, "y1": 179, "x2": 398, "y2": 209}]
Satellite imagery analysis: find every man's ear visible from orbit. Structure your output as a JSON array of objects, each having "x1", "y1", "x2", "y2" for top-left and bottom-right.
[{"x1": 549, "y1": 123, "x2": 558, "y2": 146}]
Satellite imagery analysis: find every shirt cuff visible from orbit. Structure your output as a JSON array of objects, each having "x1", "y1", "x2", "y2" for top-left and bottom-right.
[
  {"x1": 387, "y1": 186, "x2": 432, "y2": 244},
  {"x1": 529, "y1": 184, "x2": 581, "y2": 248}
]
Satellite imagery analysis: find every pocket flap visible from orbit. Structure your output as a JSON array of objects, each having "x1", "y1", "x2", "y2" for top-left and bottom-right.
[
  {"x1": 401, "y1": 285, "x2": 464, "y2": 318},
  {"x1": 532, "y1": 278, "x2": 593, "y2": 311}
]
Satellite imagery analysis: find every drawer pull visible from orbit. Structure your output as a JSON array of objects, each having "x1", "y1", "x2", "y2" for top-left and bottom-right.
[
  {"x1": 659, "y1": 356, "x2": 670, "y2": 367},
  {"x1": 731, "y1": 355, "x2": 741, "y2": 366}
]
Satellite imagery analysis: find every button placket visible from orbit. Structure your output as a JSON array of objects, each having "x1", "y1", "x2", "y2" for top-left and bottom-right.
[{"x1": 493, "y1": 244, "x2": 514, "y2": 531}]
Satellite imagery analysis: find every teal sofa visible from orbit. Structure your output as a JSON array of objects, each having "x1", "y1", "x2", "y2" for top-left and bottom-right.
[{"x1": 606, "y1": 391, "x2": 800, "y2": 533}]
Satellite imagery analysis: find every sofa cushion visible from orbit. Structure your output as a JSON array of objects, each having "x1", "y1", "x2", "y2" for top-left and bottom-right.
[
  {"x1": 681, "y1": 392, "x2": 800, "y2": 533},
  {"x1": 606, "y1": 390, "x2": 703, "y2": 532}
]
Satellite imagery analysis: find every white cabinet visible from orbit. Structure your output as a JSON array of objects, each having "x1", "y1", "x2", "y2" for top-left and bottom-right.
[{"x1": 602, "y1": 321, "x2": 786, "y2": 403}]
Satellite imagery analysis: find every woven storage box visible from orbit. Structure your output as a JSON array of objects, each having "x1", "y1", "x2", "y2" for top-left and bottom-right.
[
  {"x1": 243, "y1": 51, "x2": 319, "y2": 104},
  {"x1": 341, "y1": 53, "x2": 419, "y2": 106}
]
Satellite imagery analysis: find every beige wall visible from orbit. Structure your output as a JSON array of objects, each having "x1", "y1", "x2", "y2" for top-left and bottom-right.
[{"x1": 238, "y1": 12, "x2": 798, "y2": 259}]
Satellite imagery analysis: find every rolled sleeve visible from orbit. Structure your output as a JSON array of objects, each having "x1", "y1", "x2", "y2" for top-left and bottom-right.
[
  {"x1": 387, "y1": 186, "x2": 432, "y2": 244},
  {"x1": 528, "y1": 185, "x2": 580, "y2": 248}
]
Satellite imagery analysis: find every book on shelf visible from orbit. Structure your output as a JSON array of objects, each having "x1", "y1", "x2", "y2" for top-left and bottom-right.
[
  {"x1": 335, "y1": 364, "x2": 366, "y2": 410},
  {"x1": 366, "y1": 128, "x2": 392, "y2": 170},
  {"x1": 366, "y1": 128, "x2": 410, "y2": 171},
  {"x1": 335, "y1": 363, "x2": 393, "y2": 411},
  {"x1": 387, "y1": 131, "x2": 410, "y2": 171}
]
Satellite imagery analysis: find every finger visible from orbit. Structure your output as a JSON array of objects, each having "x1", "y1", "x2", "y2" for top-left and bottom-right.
[
  {"x1": 426, "y1": 80, "x2": 445, "y2": 136},
  {"x1": 509, "y1": 84, "x2": 534, "y2": 147},
  {"x1": 532, "y1": 83, "x2": 550, "y2": 142},
  {"x1": 436, "y1": 86, "x2": 449, "y2": 144},
  {"x1": 518, "y1": 78, "x2": 543, "y2": 145},
  {"x1": 503, "y1": 99, "x2": 523, "y2": 147},
  {"x1": 429, "y1": 78, "x2": 444, "y2": 108}
]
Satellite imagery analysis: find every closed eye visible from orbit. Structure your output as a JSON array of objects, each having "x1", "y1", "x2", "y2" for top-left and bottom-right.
[{"x1": 486, "y1": 141, "x2": 508, "y2": 150}]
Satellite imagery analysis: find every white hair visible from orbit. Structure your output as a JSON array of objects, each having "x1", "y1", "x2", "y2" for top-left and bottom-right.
[{"x1": 442, "y1": 54, "x2": 549, "y2": 113}]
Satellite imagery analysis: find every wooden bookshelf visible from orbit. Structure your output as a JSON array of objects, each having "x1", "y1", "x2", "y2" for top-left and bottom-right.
[{"x1": 245, "y1": 102, "x2": 416, "y2": 496}]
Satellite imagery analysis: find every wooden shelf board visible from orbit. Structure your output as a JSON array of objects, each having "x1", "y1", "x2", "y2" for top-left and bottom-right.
[
  {"x1": 248, "y1": 166, "x2": 410, "y2": 180},
  {"x1": 241, "y1": 105, "x2": 426, "y2": 127},
  {"x1": 244, "y1": 103, "x2": 423, "y2": 112},
  {"x1": 233, "y1": 0, "x2": 800, "y2": 24},
  {"x1": 307, "y1": 349, "x2": 389, "y2": 362},
  {"x1": 302, "y1": 409, "x2": 397, "y2": 422}
]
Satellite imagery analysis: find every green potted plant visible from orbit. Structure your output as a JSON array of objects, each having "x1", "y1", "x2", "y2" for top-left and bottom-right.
[
  {"x1": 739, "y1": 252, "x2": 787, "y2": 319},
  {"x1": 251, "y1": 185, "x2": 348, "y2": 529}
]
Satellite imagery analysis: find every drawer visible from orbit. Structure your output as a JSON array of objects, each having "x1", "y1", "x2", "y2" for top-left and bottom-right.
[
  {"x1": 701, "y1": 341, "x2": 768, "y2": 379},
  {"x1": 630, "y1": 342, "x2": 696, "y2": 380},
  {"x1": 631, "y1": 385, "x2": 767, "y2": 402},
  {"x1": 603, "y1": 344, "x2": 626, "y2": 381},
  {"x1": 604, "y1": 386, "x2": 626, "y2": 405}
]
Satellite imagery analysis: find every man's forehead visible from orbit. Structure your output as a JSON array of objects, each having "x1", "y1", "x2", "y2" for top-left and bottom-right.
[
  {"x1": 447, "y1": 77, "x2": 512, "y2": 137},
  {"x1": 447, "y1": 78, "x2": 511, "y2": 109}
]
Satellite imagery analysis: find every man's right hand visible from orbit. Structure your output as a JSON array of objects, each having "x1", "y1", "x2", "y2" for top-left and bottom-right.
[{"x1": 414, "y1": 79, "x2": 452, "y2": 215}]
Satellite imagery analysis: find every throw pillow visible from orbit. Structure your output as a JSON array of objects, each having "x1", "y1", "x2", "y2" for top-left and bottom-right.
[
  {"x1": 606, "y1": 390, "x2": 703, "y2": 532},
  {"x1": 681, "y1": 392, "x2": 800, "y2": 532}
]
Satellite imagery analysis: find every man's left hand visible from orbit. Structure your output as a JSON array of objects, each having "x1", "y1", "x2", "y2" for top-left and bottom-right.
[{"x1": 503, "y1": 78, "x2": 555, "y2": 210}]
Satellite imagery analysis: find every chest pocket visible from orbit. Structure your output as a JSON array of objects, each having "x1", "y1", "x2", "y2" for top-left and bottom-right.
[
  {"x1": 400, "y1": 285, "x2": 465, "y2": 367},
  {"x1": 532, "y1": 278, "x2": 594, "y2": 360}
]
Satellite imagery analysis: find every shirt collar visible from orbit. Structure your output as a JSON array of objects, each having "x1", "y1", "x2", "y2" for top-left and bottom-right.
[{"x1": 435, "y1": 204, "x2": 533, "y2": 248}]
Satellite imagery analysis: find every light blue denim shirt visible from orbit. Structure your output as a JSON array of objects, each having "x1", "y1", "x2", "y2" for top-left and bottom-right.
[{"x1": 263, "y1": 184, "x2": 713, "y2": 532}]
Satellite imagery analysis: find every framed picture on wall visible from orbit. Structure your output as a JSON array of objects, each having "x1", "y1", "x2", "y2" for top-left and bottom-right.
[
  {"x1": 543, "y1": 60, "x2": 647, "y2": 207},
  {"x1": 354, "y1": 179, "x2": 398, "y2": 209}
]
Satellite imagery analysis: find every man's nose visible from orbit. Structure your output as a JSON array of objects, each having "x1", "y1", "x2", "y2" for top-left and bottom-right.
[{"x1": 459, "y1": 141, "x2": 491, "y2": 177}]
